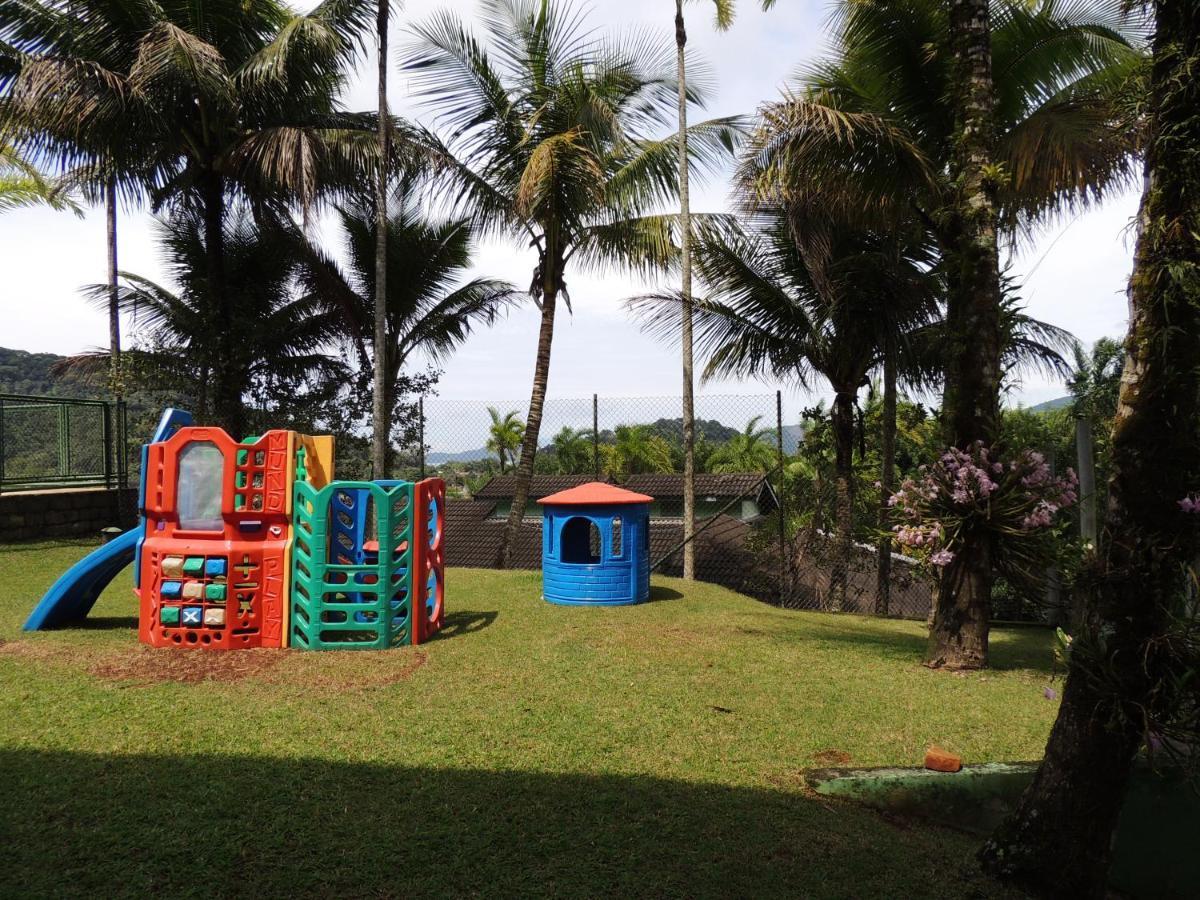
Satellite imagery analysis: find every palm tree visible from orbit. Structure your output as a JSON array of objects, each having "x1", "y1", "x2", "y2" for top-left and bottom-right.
[
  {"x1": 487, "y1": 408, "x2": 524, "y2": 474},
  {"x1": 550, "y1": 426, "x2": 592, "y2": 475},
  {"x1": 70, "y1": 210, "x2": 345, "y2": 418},
  {"x1": 936, "y1": 0, "x2": 1004, "y2": 668},
  {"x1": 634, "y1": 210, "x2": 938, "y2": 608},
  {"x1": 1068, "y1": 336, "x2": 1125, "y2": 421},
  {"x1": 296, "y1": 194, "x2": 515, "y2": 470},
  {"x1": 104, "y1": 178, "x2": 122, "y2": 410},
  {"x1": 407, "y1": 0, "x2": 738, "y2": 567},
  {"x1": 372, "y1": 0, "x2": 391, "y2": 479},
  {"x1": 982, "y1": 2, "x2": 1198, "y2": 890},
  {"x1": 0, "y1": 139, "x2": 78, "y2": 214},
  {"x1": 672, "y1": 0, "x2": 776, "y2": 580},
  {"x1": 742, "y1": 0, "x2": 1144, "y2": 666},
  {"x1": 605, "y1": 425, "x2": 674, "y2": 478},
  {"x1": 706, "y1": 415, "x2": 776, "y2": 473},
  {"x1": 2, "y1": 0, "x2": 380, "y2": 437}
]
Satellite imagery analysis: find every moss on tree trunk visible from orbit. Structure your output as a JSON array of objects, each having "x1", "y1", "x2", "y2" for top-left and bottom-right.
[{"x1": 980, "y1": 2, "x2": 1200, "y2": 892}]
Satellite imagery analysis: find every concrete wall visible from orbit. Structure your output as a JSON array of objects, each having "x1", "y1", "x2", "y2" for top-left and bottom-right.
[{"x1": 0, "y1": 487, "x2": 137, "y2": 542}]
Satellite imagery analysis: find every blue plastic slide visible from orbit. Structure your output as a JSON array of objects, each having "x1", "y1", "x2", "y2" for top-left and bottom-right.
[
  {"x1": 22, "y1": 407, "x2": 194, "y2": 631},
  {"x1": 23, "y1": 528, "x2": 140, "y2": 630}
]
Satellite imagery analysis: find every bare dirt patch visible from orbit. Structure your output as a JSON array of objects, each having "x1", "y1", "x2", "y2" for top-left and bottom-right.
[
  {"x1": 264, "y1": 649, "x2": 427, "y2": 691},
  {"x1": 811, "y1": 749, "x2": 853, "y2": 766},
  {"x1": 89, "y1": 647, "x2": 284, "y2": 685},
  {"x1": 0, "y1": 639, "x2": 84, "y2": 662}
]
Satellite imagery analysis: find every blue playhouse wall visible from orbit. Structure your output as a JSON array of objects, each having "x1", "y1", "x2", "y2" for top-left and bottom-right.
[{"x1": 542, "y1": 503, "x2": 650, "y2": 606}]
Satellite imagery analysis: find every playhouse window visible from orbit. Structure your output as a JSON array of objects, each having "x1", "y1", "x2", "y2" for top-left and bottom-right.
[
  {"x1": 177, "y1": 441, "x2": 224, "y2": 531},
  {"x1": 560, "y1": 516, "x2": 602, "y2": 564},
  {"x1": 611, "y1": 517, "x2": 623, "y2": 556}
]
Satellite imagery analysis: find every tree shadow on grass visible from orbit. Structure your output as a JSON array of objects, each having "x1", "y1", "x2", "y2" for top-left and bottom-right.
[
  {"x1": 1, "y1": 750, "x2": 1006, "y2": 899},
  {"x1": 796, "y1": 619, "x2": 1053, "y2": 673}
]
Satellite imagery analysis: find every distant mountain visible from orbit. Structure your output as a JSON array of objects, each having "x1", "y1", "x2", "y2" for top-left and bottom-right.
[
  {"x1": 428, "y1": 420, "x2": 807, "y2": 465},
  {"x1": 779, "y1": 424, "x2": 804, "y2": 455},
  {"x1": 428, "y1": 447, "x2": 492, "y2": 464},
  {"x1": 0, "y1": 346, "x2": 101, "y2": 399},
  {"x1": 1027, "y1": 396, "x2": 1073, "y2": 413}
]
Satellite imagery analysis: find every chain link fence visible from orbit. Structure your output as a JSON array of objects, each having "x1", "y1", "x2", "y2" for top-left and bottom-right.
[
  {"x1": 0, "y1": 394, "x2": 129, "y2": 493},
  {"x1": 406, "y1": 391, "x2": 940, "y2": 620}
]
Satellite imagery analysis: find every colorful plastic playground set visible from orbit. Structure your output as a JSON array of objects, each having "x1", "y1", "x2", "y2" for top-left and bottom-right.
[
  {"x1": 23, "y1": 409, "x2": 662, "y2": 646},
  {"x1": 25, "y1": 409, "x2": 445, "y2": 650}
]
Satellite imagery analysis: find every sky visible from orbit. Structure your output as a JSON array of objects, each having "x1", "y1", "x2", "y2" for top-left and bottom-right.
[{"x1": 0, "y1": 0, "x2": 1141, "y2": 416}]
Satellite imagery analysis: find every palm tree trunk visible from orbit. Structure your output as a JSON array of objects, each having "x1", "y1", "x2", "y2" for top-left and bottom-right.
[
  {"x1": 201, "y1": 172, "x2": 243, "y2": 438},
  {"x1": 927, "y1": 0, "x2": 1002, "y2": 669},
  {"x1": 675, "y1": 0, "x2": 697, "y2": 581},
  {"x1": 371, "y1": 0, "x2": 391, "y2": 480},
  {"x1": 105, "y1": 178, "x2": 121, "y2": 398},
  {"x1": 501, "y1": 273, "x2": 559, "y2": 568},
  {"x1": 829, "y1": 388, "x2": 856, "y2": 611},
  {"x1": 876, "y1": 352, "x2": 896, "y2": 615},
  {"x1": 980, "y1": 5, "x2": 1200, "y2": 890}
]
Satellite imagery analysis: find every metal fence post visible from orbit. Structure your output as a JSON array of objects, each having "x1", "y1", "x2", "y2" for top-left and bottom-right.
[
  {"x1": 593, "y1": 393, "x2": 600, "y2": 480},
  {"x1": 1076, "y1": 415, "x2": 1098, "y2": 548},
  {"x1": 419, "y1": 396, "x2": 426, "y2": 480},
  {"x1": 59, "y1": 403, "x2": 70, "y2": 479},
  {"x1": 776, "y1": 390, "x2": 787, "y2": 603},
  {"x1": 0, "y1": 398, "x2": 5, "y2": 494},
  {"x1": 102, "y1": 401, "x2": 113, "y2": 489},
  {"x1": 118, "y1": 400, "x2": 129, "y2": 491}
]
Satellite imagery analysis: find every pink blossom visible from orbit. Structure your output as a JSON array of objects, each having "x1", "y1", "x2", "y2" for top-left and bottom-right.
[
  {"x1": 1180, "y1": 495, "x2": 1200, "y2": 514},
  {"x1": 930, "y1": 550, "x2": 955, "y2": 567}
]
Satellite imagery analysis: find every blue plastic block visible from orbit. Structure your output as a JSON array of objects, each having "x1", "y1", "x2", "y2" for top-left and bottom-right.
[
  {"x1": 161, "y1": 581, "x2": 183, "y2": 599},
  {"x1": 181, "y1": 606, "x2": 203, "y2": 627},
  {"x1": 205, "y1": 558, "x2": 227, "y2": 578}
]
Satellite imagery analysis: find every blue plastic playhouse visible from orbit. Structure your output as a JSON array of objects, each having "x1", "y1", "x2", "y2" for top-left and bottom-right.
[{"x1": 539, "y1": 482, "x2": 652, "y2": 606}]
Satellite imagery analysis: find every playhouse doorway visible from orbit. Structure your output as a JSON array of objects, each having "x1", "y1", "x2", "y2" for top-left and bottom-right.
[{"x1": 560, "y1": 516, "x2": 602, "y2": 564}]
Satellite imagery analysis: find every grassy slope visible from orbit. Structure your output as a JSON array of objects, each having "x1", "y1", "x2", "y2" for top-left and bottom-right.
[{"x1": 0, "y1": 540, "x2": 1055, "y2": 898}]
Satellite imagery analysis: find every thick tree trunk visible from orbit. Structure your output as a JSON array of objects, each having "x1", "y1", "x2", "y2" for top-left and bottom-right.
[
  {"x1": 926, "y1": 535, "x2": 991, "y2": 668},
  {"x1": 876, "y1": 353, "x2": 896, "y2": 615},
  {"x1": 928, "y1": 0, "x2": 1002, "y2": 668},
  {"x1": 501, "y1": 277, "x2": 559, "y2": 568},
  {"x1": 829, "y1": 389, "x2": 856, "y2": 611},
  {"x1": 981, "y1": 4, "x2": 1200, "y2": 890},
  {"x1": 201, "y1": 174, "x2": 243, "y2": 438},
  {"x1": 371, "y1": 0, "x2": 391, "y2": 479},
  {"x1": 676, "y1": 0, "x2": 697, "y2": 581}
]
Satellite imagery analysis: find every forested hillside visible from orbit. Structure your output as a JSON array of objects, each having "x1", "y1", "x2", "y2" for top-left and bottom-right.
[{"x1": 0, "y1": 347, "x2": 103, "y2": 398}]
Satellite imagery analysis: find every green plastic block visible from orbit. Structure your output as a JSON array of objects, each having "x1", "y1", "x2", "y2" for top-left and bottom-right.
[
  {"x1": 160, "y1": 606, "x2": 180, "y2": 626},
  {"x1": 182, "y1": 557, "x2": 205, "y2": 576},
  {"x1": 205, "y1": 584, "x2": 226, "y2": 601}
]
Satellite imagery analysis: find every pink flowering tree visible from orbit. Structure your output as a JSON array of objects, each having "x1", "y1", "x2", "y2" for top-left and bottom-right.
[{"x1": 888, "y1": 443, "x2": 1078, "y2": 589}]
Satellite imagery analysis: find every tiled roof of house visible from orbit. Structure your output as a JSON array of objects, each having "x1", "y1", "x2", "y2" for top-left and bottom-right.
[
  {"x1": 623, "y1": 473, "x2": 770, "y2": 498},
  {"x1": 471, "y1": 474, "x2": 600, "y2": 500},
  {"x1": 443, "y1": 513, "x2": 542, "y2": 569}
]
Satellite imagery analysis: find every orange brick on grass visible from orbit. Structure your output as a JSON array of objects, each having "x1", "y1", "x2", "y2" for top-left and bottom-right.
[{"x1": 924, "y1": 746, "x2": 963, "y2": 773}]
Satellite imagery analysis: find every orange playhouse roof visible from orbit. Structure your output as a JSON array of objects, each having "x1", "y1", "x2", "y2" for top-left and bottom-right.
[{"x1": 537, "y1": 482, "x2": 654, "y2": 506}]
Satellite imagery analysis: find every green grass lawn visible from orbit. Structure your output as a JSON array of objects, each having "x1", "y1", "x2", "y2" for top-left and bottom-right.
[{"x1": 0, "y1": 539, "x2": 1057, "y2": 898}]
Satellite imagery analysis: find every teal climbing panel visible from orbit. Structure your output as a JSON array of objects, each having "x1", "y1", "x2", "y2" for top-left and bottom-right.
[{"x1": 291, "y1": 478, "x2": 415, "y2": 650}]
